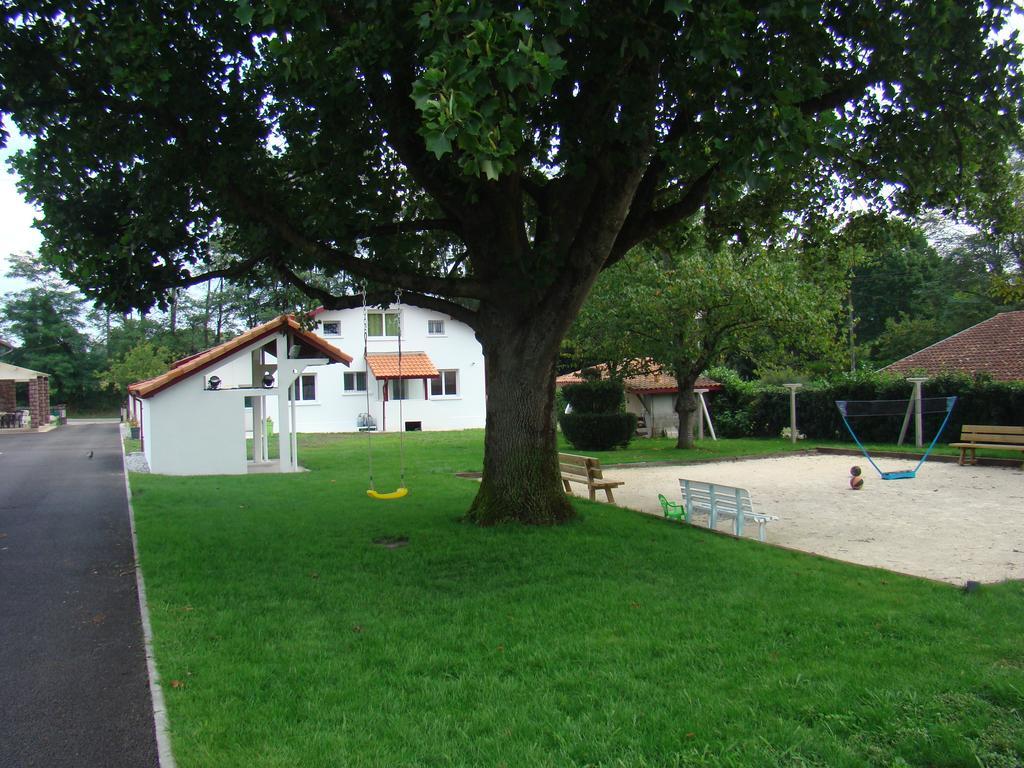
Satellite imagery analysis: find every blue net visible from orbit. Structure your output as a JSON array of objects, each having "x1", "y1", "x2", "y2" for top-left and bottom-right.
[{"x1": 835, "y1": 396, "x2": 957, "y2": 479}]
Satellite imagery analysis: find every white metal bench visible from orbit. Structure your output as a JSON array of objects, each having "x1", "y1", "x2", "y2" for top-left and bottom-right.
[{"x1": 678, "y1": 479, "x2": 778, "y2": 542}]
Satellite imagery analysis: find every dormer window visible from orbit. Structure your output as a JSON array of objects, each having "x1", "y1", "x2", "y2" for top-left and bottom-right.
[{"x1": 321, "y1": 321, "x2": 340, "y2": 336}]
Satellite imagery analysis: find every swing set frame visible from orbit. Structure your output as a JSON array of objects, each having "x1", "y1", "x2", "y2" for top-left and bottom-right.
[{"x1": 835, "y1": 395, "x2": 957, "y2": 480}]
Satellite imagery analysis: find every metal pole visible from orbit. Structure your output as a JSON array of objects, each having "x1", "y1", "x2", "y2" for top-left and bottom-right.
[
  {"x1": 784, "y1": 384, "x2": 802, "y2": 443},
  {"x1": 695, "y1": 388, "x2": 716, "y2": 441},
  {"x1": 907, "y1": 378, "x2": 928, "y2": 449}
]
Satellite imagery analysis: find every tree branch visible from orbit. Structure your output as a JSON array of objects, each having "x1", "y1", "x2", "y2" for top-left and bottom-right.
[
  {"x1": 519, "y1": 175, "x2": 547, "y2": 207},
  {"x1": 276, "y1": 268, "x2": 480, "y2": 330},
  {"x1": 798, "y1": 70, "x2": 880, "y2": 116},
  {"x1": 395, "y1": 290, "x2": 480, "y2": 329},
  {"x1": 360, "y1": 217, "x2": 458, "y2": 238},
  {"x1": 170, "y1": 254, "x2": 263, "y2": 289},
  {"x1": 607, "y1": 163, "x2": 719, "y2": 265},
  {"x1": 323, "y1": 7, "x2": 468, "y2": 222},
  {"x1": 224, "y1": 186, "x2": 485, "y2": 300},
  {"x1": 608, "y1": 69, "x2": 882, "y2": 264}
]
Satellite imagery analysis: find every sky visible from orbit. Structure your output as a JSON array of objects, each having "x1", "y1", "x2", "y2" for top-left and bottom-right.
[{"x1": 0, "y1": 120, "x2": 40, "y2": 296}]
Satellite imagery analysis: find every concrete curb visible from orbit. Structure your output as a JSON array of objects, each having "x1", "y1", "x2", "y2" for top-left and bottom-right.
[{"x1": 119, "y1": 426, "x2": 177, "y2": 768}]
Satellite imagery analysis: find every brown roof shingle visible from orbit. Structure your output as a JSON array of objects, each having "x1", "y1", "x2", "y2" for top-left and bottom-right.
[
  {"x1": 366, "y1": 352, "x2": 439, "y2": 379},
  {"x1": 881, "y1": 310, "x2": 1024, "y2": 382},
  {"x1": 129, "y1": 315, "x2": 352, "y2": 399}
]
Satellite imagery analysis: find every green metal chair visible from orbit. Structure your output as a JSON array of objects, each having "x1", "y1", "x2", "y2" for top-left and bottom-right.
[{"x1": 658, "y1": 493, "x2": 687, "y2": 522}]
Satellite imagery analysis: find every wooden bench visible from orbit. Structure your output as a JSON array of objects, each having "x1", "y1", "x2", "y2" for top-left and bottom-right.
[
  {"x1": 678, "y1": 479, "x2": 778, "y2": 542},
  {"x1": 949, "y1": 425, "x2": 1024, "y2": 466},
  {"x1": 559, "y1": 453, "x2": 624, "y2": 503}
]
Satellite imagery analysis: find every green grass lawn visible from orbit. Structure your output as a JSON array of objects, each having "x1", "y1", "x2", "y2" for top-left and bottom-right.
[{"x1": 131, "y1": 431, "x2": 1024, "y2": 767}]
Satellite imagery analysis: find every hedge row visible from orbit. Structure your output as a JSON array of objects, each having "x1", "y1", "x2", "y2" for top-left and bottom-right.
[{"x1": 707, "y1": 368, "x2": 1024, "y2": 443}]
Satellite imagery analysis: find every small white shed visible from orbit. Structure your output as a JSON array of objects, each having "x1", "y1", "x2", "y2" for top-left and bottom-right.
[{"x1": 128, "y1": 315, "x2": 352, "y2": 475}]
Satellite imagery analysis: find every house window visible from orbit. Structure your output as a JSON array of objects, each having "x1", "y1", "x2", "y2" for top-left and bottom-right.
[
  {"x1": 388, "y1": 379, "x2": 410, "y2": 400},
  {"x1": 430, "y1": 369, "x2": 459, "y2": 397},
  {"x1": 321, "y1": 321, "x2": 340, "y2": 336},
  {"x1": 343, "y1": 371, "x2": 367, "y2": 393},
  {"x1": 296, "y1": 373, "x2": 316, "y2": 402},
  {"x1": 427, "y1": 319, "x2": 445, "y2": 335},
  {"x1": 367, "y1": 312, "x2": 400, "y2": 337}
]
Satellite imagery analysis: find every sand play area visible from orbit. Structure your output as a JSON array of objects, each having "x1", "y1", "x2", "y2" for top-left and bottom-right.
[{"x1": 580, "y1": 453, "x2": 1024, "y2": 585}]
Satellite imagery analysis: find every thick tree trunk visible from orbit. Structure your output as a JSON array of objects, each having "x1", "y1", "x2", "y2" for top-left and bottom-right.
[
  {"x1": 466, "y1": 310, "x2": 577, "y2": 525},
  {"x1": 215, "y1": 278, "x2": 225, "y2": 344},
  {"x1": 673, "y1": 372, "x2": 701, "y2": 449}
]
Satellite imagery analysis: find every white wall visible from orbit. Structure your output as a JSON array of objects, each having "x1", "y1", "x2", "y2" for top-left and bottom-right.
[
  {"x1": 145, "y1": 378, "x2": 249, "y2": 475},
  {"x1": 281, "y1": 304, "x2": 486, "y2": 433},
  {"x1": 627, "y1": 392, "x2": 679, "y2": 438},
  {"x1": 139, "y1": 336, "x2": 286, "y2": 475}
]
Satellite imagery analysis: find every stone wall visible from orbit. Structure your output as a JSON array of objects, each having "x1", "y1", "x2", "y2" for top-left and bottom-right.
[
  {"x1": 28, "y1": 376, "x2": 50, "y2": 427},
  {"x1": 0, "y1": 380, "x2": 15, "y2": 412}
]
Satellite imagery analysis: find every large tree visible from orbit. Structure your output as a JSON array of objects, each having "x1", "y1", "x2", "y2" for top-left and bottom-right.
[{"x1": 1, "y1": 2, "x2": 1021, "y2": 523}]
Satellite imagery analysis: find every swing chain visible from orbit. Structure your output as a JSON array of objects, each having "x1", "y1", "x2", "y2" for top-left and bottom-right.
[
  {"x1": 361, "y1": 282, "x2": 376, "y2": 490},
  {"x1": 394, "y1": 289, "x2": 406, "y2": 489}
]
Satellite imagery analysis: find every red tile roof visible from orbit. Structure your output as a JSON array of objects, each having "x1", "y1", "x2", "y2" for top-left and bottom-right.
[
  {"x1": 129, "y1": 315, "x2": 352, "y2": 399},
  {"x1": 366, "y1": 352, "x2": 439, "y2": 379},
  {"x1": 556, "y1": 360, "x2": 720, "y2": 393},
  {"x1": 881, "y1": 310, "x2": 1024, "y2": 382}
]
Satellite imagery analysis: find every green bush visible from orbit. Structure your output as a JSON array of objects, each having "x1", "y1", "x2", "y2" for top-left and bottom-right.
[
  {"x1": 559, "y1": 378, "x2": 635, "y2": 449},
  {"x1": 562, "y1": 380, "x2": 625, "y2": 414},
  {"x1": 712, "y1": 409, "x2": 755, "y2": 438},
  {"x1": 558, "y1": 412, "x2": 638, "y2": 450}
]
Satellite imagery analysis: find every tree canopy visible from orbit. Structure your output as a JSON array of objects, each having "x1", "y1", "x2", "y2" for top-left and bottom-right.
[{"x1": 2, "y1": 1, "x2": 1022, "y2": 523}]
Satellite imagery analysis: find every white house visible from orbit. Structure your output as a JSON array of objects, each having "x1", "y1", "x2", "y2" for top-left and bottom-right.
[
  {"x1": 128, "y1": 315, "x2": 352, "y2": 475},
  {"x1": 298, "y1": 302, "x2": 486, "y2": 433},
  {"x1": 128, "y1": 304, "x2": 487, "y2": 476}
]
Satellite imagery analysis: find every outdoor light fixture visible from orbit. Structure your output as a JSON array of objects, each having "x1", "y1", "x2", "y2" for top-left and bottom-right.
[
  {"x1": 207, "y1": 375, "x2": 221, "y2": 391},
  {"x1": 262, "y1": 372, "x2": 275, "y2": 388}
]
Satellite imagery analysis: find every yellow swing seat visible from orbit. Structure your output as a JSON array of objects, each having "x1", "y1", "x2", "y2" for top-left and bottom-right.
[{"x1": 366, "y1": 487, "x2": 409, "y2": 500}]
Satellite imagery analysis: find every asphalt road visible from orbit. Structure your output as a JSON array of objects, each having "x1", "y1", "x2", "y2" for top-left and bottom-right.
[{"x1": 0, "y1": 424, "x2": 159, "y2": 768}]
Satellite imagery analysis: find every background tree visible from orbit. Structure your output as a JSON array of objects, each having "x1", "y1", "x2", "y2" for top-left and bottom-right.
[
  {"x1": 568, "y1": 226, "x2": 848, "y2": 448},
  {"x1": 842, "y1": 211, "x2": 1024, "y2": 367},
  {"x1": 2, "y1": 1, "x2": 1021, "y2": 523},
  {"x1": 0, "y1": 253, "x2": 102, "y2": 406},
  {"x1": 101, "y1": 341, "x2": 173, "y2": 401}
]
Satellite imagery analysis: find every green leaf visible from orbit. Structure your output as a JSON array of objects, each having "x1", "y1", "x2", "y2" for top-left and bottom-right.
[
  {"x1": 235, "y1": 0, "x2": 255, "y2": 25},
  {"x1": 424, "y1": 133, "x2": 453, "y2": 159},
  {"x1": 663, "y1": 0, "x2": 692, "y2": 18},
  {"x1": 512, "y1": 9, "x2": 535, "y2": 27},
  {"x1": 480, "y1": 158, "x2": 500, "y2": 181}
]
